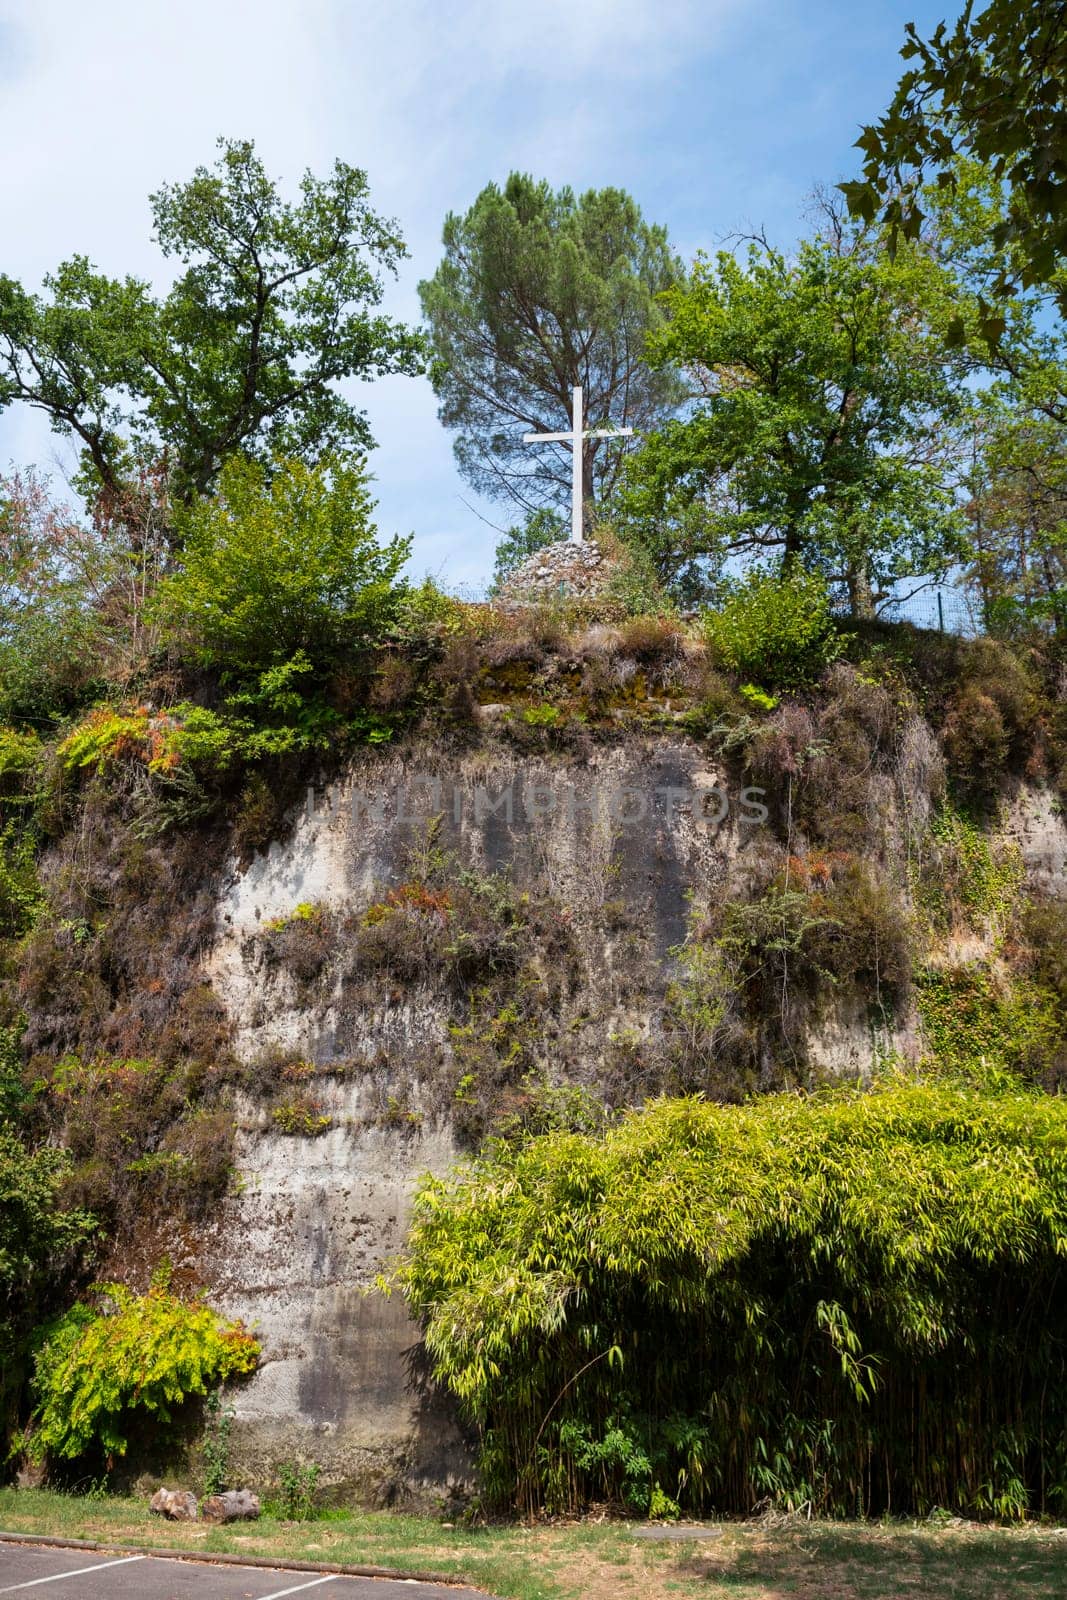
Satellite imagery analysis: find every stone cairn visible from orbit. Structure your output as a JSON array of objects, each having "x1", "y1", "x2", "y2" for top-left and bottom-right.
[{"x1": 497, "y1": 538, "x2": 622, "y2": 605}]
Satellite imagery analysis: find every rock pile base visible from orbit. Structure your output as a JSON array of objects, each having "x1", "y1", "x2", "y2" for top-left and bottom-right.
[{"x1": 498, "y1": 538, "x2": 621, "y2": 603}]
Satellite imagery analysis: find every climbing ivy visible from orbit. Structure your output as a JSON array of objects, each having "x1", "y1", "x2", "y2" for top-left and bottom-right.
[
  {"x1": 914, "y1": 805, "x2": 1023, "y2": 942},
  {"x1": 916, "y1": 965, "x2": 1063, "y2": 1080}
]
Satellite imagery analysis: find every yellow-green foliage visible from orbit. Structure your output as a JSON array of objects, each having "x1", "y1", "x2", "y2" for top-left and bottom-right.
[
  {"x1": 263, "y1": 902, "x2": 323, "y2": 934},
  {"x1": 270, "y1": 1095, "x2": 332, "y2": 1136},
  {"x1": 57, "y1": 705, "x2": 240, "y2": 779},
  {"x1": 0, "y1": 729, "x2": 45, "y2": 938},
  {"x1": 0, "y1": 822, "x2": 42, "y2": 938},
  {"x1": 58, "y1": 708, "x2": 162, "y2": 775},
  {"x1": 392, "y1": 1084, "x2": 1067, "y2": 1518},
  {"x1": 25, "y1": 1274, "x2": 259, "y2": 1464},
  {"x1": 157, "y1": 454, "x2": 409, "y2": 678}
]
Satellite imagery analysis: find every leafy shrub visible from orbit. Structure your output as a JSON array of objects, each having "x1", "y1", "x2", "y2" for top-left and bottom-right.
[
  {"x1": 520, "y1": 703, "x2": 561, "y2": 728},
  {"x1": 24, "y1": 1273, "x2": 259, "y2": 1464},
  {"x1": 648, "y1": 1482, "x2": 682, "y2": 1520},
  {"x1": 56, "y1": 706, "x2": 246, "y2": 818},
  {"x1": 260, "y1": 903, "x2": 337, "y2": 988},
  {"x1": 232, "y1": 773, "x2": 286, "y2": 861},
  {"x1": 916, "y1": 964, "x2": 1064, "y2": 1082},
  {"x1": 738, "y1": 683, "x2": 777, "y2": 711},
  {"x1": 57, "y1": 692, "x2": 374, "y2": 824},
  {"x1": 392, "y1": 1084, "x2": 1067, "y2": 1518},
  {"x1": 29, "y1": 1055, "x2": 235, "y2": 1229},
  {"x1": 367, "y1": 653, "x2": 420, "y2": 714},
  {"x1": 915, "y1": 807, "x2": 1023, "y2": 942},
  {"x1": 665, "y1": 869, "x2": 899, "y2": 1084},
  {"x1": 389, "y1": 578, "x2": 468, "y2": 644},
  {"x1": 1020, "y1": 898, "x2": 1067, "y2": 1006},
  {"x1": 275, "y1": 1459, "x2": 321, "y2": 1520},
  {"x1": 0, "y1": 728, "x2": 44, "y2": 800},
  {"x1": 163, "y1": 707, "x2": 244, "y2": 774},
  {"x1": 0, "y1": 821, "x2": 42, "y2": 938},
  {"x1": 940, "y1": 639, "x2": 1037, "y2": 804},
  {"x1": 616, "y1": 614, "x2": 686, "y2": 674},
  {"x1": 555, "y1": 1415, "x2": 653, "y2": 1512},
  {"x1": 58, "y1": 707, "x2": 165, "y2": 777},
  {"x1": 158, "y1": 454, "x2": 410, "y2": 681},
  {"x1": 805, "y1": 860, "x2": 913, "y2": 1003},
  {"x1": 355, "y1": 870, "x2": 529, "y2": 995},
  {"x1": 492, "y1": 1075, "x2": 609, "y2": 1146},
  {"x1": 504, "y1": 702, "x2": 590, "y2": 754},
  {"x1": 666, "y1": 927, "x2": 754, "y2": 1091},
  {"x1": 595, "y1": 526, "x2": 673, "y2": 618},
  {"x1": 16, "y1": 787, "x2": 234, "y2": 1068},
  {"x1": 703, "y1": 568, "x2": 841, "y2": 690}
]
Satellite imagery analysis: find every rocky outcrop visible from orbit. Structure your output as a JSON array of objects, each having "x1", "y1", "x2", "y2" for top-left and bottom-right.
[
  {"x1": 201, "y1": 735, "x2": 761, "y2": 1503},
  {"x1": 183, "y1": 734, "x2": 1067, "y2": 1504}
]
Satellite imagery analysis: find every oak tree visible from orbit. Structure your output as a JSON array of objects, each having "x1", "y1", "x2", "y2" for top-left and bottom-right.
[
  {"x1": 620, "y1": 221, "x2": 971, "y2": 615},
  {"x1": 842, "y1": 1, "x2": 1067, "y2": 335},
  {"x1": 0, "y1": 140, "x2": 425, "y2": 508}
]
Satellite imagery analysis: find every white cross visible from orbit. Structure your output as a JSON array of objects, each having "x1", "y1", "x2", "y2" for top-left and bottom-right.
[{"x1": 523, "y1": 385, "x2": 633, "y2": 543}]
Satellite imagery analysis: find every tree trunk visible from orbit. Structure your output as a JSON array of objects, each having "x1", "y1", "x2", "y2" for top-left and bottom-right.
[
  {"x1": 781, "y1": 525, "x2": 804, "y2": 573},
  {"x1": 582, "y1": 443, "x2": 596, "y2": 538},
  {"x1": 847, "y1": 561, "x2": 875, "y2": 620}
]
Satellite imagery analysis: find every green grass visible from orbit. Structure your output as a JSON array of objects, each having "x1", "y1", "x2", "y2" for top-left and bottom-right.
[{"x1": 2, "y1": 1491, "x2": 1067, "y2": 1599}]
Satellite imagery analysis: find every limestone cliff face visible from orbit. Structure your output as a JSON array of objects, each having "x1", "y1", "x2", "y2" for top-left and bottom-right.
[
  {"x1": 202, "y1": 735, "x2": 756, "y2": 1500},
  {"x1": 190, "y1": 728, "x2": 1065, "y2": 1502}
]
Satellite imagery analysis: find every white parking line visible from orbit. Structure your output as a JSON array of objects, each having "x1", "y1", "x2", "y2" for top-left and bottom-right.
[
  {"x1": 0, "y1": 1555, "x2": 145, "y2": 1594},
  {"x1": 255, "y1": 1578, "x2": 340, "y2": 1600}
]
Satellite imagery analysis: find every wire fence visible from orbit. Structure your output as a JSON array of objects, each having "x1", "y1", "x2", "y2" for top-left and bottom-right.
[
  {"x1": 439, "y1": 576, "x2": 985, "y2": 637},
  {"x1": 864, "y1": 586, "x2": 981, "y2": 637}
]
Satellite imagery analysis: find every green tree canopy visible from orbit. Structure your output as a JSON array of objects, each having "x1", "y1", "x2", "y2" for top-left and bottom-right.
[
  {"x1": 0, "y1": 139, "x2": 425, "y2": 507},
  {"x1": 966, "y1": 411, "x2": 1067, "y2": 636},
  {"x1": 419, "y1": 174, "x2": 684, "y2": 520},
  {"x1": 620, "y1": 221, "x2": 971, "y2": 614},
  {"x1": 842, "y1": 1, "x2": 1067, "y2": 332},
  {"x1": 923, "y1": 163, "x2": 1067, "y2": 634},
  {"x1": 0, "y1": 471, "x2": 102, "y2": 724},
  {"x1": 157, "y1": 454, "x2": 409, "y2": 682}
]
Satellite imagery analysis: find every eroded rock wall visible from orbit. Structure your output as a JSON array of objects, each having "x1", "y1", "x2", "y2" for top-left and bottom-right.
[
  {"x1": 196, "y1": 733, "x2": 1067, "y2": 1501},
  {"x1": 203, "y1": 736, "x2": 765, "y2": 1498}
]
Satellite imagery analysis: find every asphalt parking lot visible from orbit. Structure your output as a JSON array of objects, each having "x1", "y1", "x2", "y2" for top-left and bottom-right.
[{"x1": 0, "y1": 1544, "x2": 492, "y2": 1599}]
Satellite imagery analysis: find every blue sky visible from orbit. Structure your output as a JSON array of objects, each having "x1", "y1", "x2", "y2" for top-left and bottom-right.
[{"x1": 0, "y1": 0, "x2": 953, "y2": 590}]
